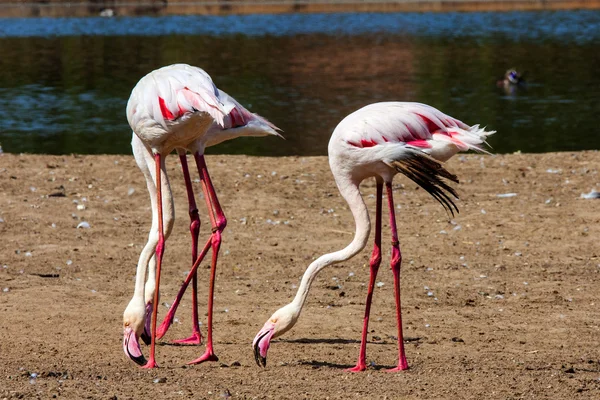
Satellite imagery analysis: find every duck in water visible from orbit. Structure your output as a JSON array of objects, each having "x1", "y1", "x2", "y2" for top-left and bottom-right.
[{"x1": 497, "y1": 68, "x2": 526, "y2": 95}]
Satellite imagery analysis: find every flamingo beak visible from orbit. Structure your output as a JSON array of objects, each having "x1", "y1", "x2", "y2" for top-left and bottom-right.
[
  {"x1": 140, "y1": 303, "x2": 153, "y2": 346},
  {"x1": 123, "y1": 326, "x2": 147, "y2": 366},
  {"x1": 253, "y1": 321, "x2": 276, "y2": 367}
]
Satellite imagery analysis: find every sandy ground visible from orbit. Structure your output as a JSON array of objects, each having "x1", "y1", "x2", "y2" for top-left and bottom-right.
[{"x1": 0, "y1": 151, "x2": 599, "y2": 399}]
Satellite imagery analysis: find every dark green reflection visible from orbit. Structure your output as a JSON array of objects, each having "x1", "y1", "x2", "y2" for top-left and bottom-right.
[{"x1": 0, "y1": 32, "x2": 599, "y2": 155}]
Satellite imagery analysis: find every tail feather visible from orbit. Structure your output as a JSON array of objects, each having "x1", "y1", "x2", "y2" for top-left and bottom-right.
[
  {"x1": 445, "y1": 124, "x2": 495, "y2": 154},
  {"x1": 217, "y1": 88, "x2": 282, "y2": 135},
  {"x1": 389, "y1": 152, "x2": 460, "y2": 217}
]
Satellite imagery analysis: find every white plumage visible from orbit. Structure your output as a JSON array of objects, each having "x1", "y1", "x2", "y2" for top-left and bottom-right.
[
  {"x1": 253, "y1": 102, "x2": 494, "y2": 372},
  {"x1": 122, "y1": 64, "x2": 280, "y2": 369}
]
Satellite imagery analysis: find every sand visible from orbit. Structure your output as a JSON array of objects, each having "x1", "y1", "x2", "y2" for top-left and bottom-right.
[{"x1": 0, "y1": 151, "x2": 599, "y2": 399}]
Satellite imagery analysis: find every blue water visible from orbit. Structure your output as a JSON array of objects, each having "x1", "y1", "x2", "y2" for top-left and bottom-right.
[
  {"x1": 0, "y1": 10, "x2": 599, "y2": 155},
  {"x1": 1, "y1": 11, "x2": 600, "y2": 42}
]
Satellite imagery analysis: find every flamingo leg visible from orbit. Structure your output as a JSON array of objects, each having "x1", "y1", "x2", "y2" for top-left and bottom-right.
[
  {"x1": 187, "y1": 152, "x2": 226, "y2": 365},
  {"x1": 347, "y1": 180, "x2": 383, "y2": 372},
  {"x1": 157, "y1": 235, "x2": 212, "y2": 339},
  {"x1": 385, "y1": 182, "x2": 409, "y2": 372},
  {"x1": 142, "y1": 153, "x2": 166, "y2": 369},
  {"x1": 157, "y1": 153, "x2": 204, "y2": 344}
]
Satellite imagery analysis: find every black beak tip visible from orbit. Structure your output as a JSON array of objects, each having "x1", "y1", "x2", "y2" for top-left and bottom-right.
[
  {"x1": 130, "y1": 352, "x2": 148, "y2": 367},
  {"x1": 253, "y1": 344, "x2": 267, "y2": 368}
]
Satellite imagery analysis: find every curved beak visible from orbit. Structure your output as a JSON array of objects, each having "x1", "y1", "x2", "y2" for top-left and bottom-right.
[
  {"x1": 252, "y1": 321, "x2": 276, "y2": 367},
  {"x1": 140, "y1": 303, "x2": 153, "y2": 346},
  {"x1": 123, "y1": 326, "x2": 147, "y2": 366}
]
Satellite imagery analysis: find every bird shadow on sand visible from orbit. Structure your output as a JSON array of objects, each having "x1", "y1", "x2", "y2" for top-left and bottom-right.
[
  {"x1": 157, "y1": 341, "x2": 202, "y2": 347},
  {"x1": 297, "y1": 360, "x2": 402, "y2": 371},
  {"x1": 277, "y1": 337, "x2": 360, "y2": 345},
  {"x1": 278, "y1": 336, "x2": 421, "y2": 345},
  {"x1": 297, "y1": 359, "x2": 355, "y2": 369}
]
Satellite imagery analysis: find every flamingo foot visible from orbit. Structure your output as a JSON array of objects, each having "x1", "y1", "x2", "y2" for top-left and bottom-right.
[
  {"x1": 386, "y1": 360, "x2": 409, "y2": 372},
  {"x1": 141, "y1": 357, "x2": 159, "y2": 369},
  {"x1": 187, "y1": 350, "x2": 219, "y2": 365},
  {"x1": 345, "y1": 363, "x2": 367, "y2": 372},
  {"x1": 172, "y1": 331, "x2": 202, "y2": 345}
]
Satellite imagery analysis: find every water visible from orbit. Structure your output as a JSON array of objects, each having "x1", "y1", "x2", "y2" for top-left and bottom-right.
[{"x1": 0, "y1": 10, "x2": 599, "y2": 155}]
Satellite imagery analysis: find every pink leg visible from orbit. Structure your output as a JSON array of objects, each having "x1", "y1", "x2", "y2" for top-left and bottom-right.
[
  {"x1": 157, "y1": 153, "x2": 203, "y2": 345},
  {"x1": 347, "y1": 181, "x2": 383, "y2": 372},
  {"x1": 157, "y1": 237, "x2": 212, "y2": 338},
  {"x1": 385, "y1": 182, "x2": 409, "y2": 372},
  {"x1": 142, "y1": 153, "x2": 166, "y2": 369},
  {"x1": 187, "y1": 153, "x2": 226, "y2": 365}
]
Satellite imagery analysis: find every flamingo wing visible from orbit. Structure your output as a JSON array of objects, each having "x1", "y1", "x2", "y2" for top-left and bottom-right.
[
  {"x1": 343, "y1": 102, "x2": 470, "y2": 149},
  {"x1": 126, "y1": 64, "x2": 229, "y2": 132}
]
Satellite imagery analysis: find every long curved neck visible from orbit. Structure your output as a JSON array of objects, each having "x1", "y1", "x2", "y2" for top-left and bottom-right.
[{"x1": 290, "y1": 176, "x2": 370, "y2": 312}]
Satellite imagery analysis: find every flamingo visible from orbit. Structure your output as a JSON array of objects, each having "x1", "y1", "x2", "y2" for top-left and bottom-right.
[
  {"x1": 122, "y1": 63, "x2": 280, "y2": 369},
  {"x1": 253, "y1": 102, "x2": 494, "y2": 372}
]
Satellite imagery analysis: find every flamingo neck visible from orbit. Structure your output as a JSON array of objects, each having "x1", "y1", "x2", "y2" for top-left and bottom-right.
[{"x1": 290, "y1": 176, "x2": 371, "y2": 313}]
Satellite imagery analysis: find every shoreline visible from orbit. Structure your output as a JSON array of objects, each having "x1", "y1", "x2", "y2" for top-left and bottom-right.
[{"x1": 0, "y1": 0, "x2": 598, "y2": 18}]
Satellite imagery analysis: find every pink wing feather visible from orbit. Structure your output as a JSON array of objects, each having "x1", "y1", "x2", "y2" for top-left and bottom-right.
[
  {"x1": 340, "y1": 102, "x2": 492, "y2": 159},
  {"x1": 127, "y1": 64, "x2": 228, "y2": 131}
]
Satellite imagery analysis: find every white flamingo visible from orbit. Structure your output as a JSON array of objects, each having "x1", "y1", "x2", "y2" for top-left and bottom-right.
[
  {"x1": 253, "y1": 102, "x2": 494, "y2": 372},
  {"x1": 122, "y1": 64, "x2": 280, "y2": 369}
]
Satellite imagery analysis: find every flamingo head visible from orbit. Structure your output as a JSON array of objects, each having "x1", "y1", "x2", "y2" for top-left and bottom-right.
[
  {"x1": 253, "y1": 304, "x2": 299, "y2": 367},
  {"x1": 122, "y1": 301, "x2": 148, "y2": 366}
]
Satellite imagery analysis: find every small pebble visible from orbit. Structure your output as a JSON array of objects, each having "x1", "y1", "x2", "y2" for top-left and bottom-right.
[
  {"x1": 76, "y1": 221, "x2": 90, "y2": 229},
  {"x1": 153, "y1": 377, "x2": 167, "y2": 384}
]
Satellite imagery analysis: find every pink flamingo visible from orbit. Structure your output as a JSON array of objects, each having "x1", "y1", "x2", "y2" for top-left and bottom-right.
[
  {"x1": 253, "y1": 102, "x2": 494, "y2": 372},
  {"x1": 122, "y1": 64, "x2": 280, "y2": 369}
]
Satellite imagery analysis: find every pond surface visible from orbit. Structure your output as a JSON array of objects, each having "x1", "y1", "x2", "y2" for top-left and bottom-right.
[{"x1": 0, "y1": 11, "x2": 599, "y2": 155}]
